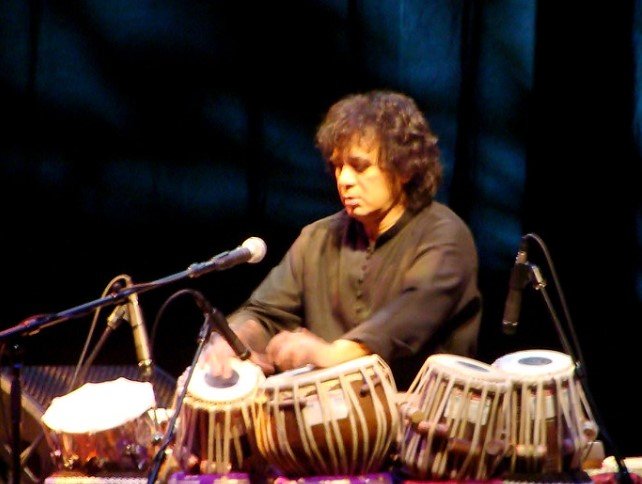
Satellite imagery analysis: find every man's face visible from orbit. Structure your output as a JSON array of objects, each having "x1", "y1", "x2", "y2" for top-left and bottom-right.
[{"x1": 332, "y1": 138, "x2": 404, "y2": 225}]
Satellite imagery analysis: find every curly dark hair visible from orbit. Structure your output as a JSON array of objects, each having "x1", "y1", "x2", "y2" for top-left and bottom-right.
[{"x1": 315, "y1": 90, "x2": 442, "y2": 212}]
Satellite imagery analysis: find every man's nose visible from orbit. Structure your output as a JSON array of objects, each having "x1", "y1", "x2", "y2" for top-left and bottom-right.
[{"x1": 337, "y1": 165, "x2": 357, "y2": 186}]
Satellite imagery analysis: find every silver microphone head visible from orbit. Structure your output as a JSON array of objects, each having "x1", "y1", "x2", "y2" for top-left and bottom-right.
[{"x1": 242, "y1": 237, "x2": 267, "y2": 264}]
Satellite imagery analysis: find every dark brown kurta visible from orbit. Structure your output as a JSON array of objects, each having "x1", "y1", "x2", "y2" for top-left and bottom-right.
[{"x1": 229, "y1": 201, "x2": 481, "y2": 389}]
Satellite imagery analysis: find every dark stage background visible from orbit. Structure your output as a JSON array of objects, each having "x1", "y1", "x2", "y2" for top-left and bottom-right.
[{"x1": 1, "y1": 0, "x2": 641, "y2": 461}]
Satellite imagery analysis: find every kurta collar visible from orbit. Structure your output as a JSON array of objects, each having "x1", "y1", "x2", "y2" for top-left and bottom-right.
[{"x1": 345, "y1": 208, "x2": 414, "y2": 249}]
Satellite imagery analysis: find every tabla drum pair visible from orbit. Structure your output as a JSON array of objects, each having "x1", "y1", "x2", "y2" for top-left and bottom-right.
[
  {"x1": 398, "y1": 350, "x2": 598, "y2": 480},
  {"x1": 171, "y1": 354, "x2": 399, "y2": 479},
  {"x1": 41, "y1": 377, "x2": 159, "y2": 473}
]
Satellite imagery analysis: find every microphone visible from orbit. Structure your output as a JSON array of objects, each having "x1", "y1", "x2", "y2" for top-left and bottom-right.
[
  {"x1": 189, "y1": 237, "x2": 267, "y2": 277},
  {"x1": 502, "y1": 238, "x2": 532, "y2": 335},
  {"x1": 123, "y1": 275, "x2": 153, "y2": 379},
  {"x1": 192, "y1": 291, "x2": 251, "y2": 360},
  {"x1": 210, "y1": 237, "x2": 267, "y2": 270}
]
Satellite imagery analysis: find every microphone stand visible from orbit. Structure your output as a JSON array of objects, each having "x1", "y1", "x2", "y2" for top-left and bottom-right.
[
  {"x1": 146, "y1": 314, "x2": 213, "y2": 484},
  {"x1": 521, "y1": 241, "x2": 632, "y2": 484},
  {"x1": 0, "y1": 246, "x2": 260, "y2": 483},
  {"x1": 7, "y1": 343, "x2": 23, "y2": 484}
]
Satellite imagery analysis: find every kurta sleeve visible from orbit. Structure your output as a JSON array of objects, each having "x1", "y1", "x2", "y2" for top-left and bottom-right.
[{"x1": 227, "y1": 229, "x2": 310, "y2": 337}]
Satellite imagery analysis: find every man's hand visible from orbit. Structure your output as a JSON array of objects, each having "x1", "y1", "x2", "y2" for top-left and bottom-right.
[
  {"x1": 198, "y1": 320, "x2": 275, "y2": 378},
  {"x1": 266, "y1": 328, "x2": 370, "y2": 371},
  {"x1": 198, "y1": 333, "x2": 238, "y2": 378}
]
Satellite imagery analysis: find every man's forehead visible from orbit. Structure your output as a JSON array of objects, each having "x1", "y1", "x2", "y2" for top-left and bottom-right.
[{"x1": 331, "y1": 131, "x2": 380, "y2": 161}]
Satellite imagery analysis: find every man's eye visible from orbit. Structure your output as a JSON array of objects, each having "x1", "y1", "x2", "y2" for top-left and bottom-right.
[{"x1": 351, "y1": 160, "x2": 370, "y2": 172}]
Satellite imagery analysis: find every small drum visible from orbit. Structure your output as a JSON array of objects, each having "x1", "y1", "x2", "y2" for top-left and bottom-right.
[
  {"x1": 172, "y1": 359, "x2": 265, "y2": 476},
  {"x1": 254, "y1": 354, "x2": 399, "y2": 478},
  {"x1": 492, "y1": 349, "x2": 598, "y2": 474},
  {"x1": 41, "y1": 377, "x2": 158, "y2": 473},
  {"x1": 398, "y1": 354, "x2": 512, "y2": 480}
]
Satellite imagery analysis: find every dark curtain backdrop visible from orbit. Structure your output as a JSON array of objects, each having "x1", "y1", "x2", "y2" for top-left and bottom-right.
[{"x1": 1, "y1": 0, "x2": 641, "y2": 458}]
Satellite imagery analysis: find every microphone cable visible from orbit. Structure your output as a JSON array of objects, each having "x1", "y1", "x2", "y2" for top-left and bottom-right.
[
  {"x1": 522, "y1": 233, "x2": 586, "y2": 374},
  {"x1": 69, "y1": 274, "x2": 130, "y2": 391}
]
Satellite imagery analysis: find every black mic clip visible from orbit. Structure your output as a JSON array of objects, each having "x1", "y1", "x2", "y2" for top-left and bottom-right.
[
  {"x1": 528, "y1": 263, "x2": 546, "y2": 291},
  {"x1": 512, "y1": 258, "x2": 547, "y2": 295}
]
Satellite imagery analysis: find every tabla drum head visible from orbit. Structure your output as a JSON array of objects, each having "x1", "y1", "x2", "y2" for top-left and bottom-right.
[
  {"x1": 492, "y1": 349, "x2": 574, "y2": 380},
  {"x1": 184, "y1": 359, "x2": 265, "y2": 404},
  {"x1": 419, "y1": 353, "x2": 511, "y2": 388}
]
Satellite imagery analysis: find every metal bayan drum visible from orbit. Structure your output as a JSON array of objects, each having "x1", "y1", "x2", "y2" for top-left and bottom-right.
[
  {"x1": 41, "y1": 377, "x2": 158, "y2": 473},
  {"x1": 492, "y1": 349, "x2": 599, "y2": 474},
  {"x1": 254, "y1": 354, "x2": 399, "y2": 478},
  {"x1": 172, "y1": 359, "x2": 265, "y2": 475},
  {"x1": 399, "y1": 354, "x2": 512, "y2": 480}
]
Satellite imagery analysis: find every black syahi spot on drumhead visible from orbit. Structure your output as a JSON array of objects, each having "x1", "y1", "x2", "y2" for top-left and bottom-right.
[
  {"x1": 204, "y1": 370, "x2": 240, "y2": 388},
  {"x1": 517, "y1": 356, "x2": 552, "y2": 366}
]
